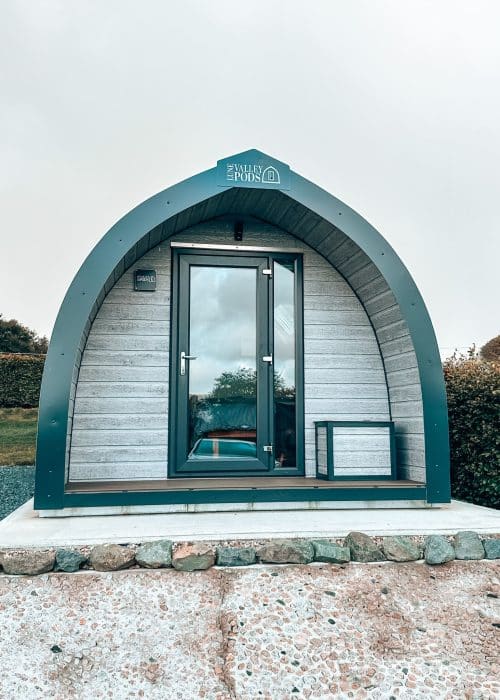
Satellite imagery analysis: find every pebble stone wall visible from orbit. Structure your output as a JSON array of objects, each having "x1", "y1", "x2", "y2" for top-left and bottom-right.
[
  {"x1": 0, "y1": 551, "x2": 498, "y2": 698},
  {"x1": 0, "y1": 531, "x2": 499, "y2": 575}
]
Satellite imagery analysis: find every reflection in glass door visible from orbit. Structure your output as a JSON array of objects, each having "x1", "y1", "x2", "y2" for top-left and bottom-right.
[
  {"x1": 188, "y1": 265, "x2": 258, "y2": 461},
  {"x1": 169, "y1": 249, "x2": 303, "y2": 477},
  {"x1": 273, "y1": 259, "x2": 297, "y2": 468}
]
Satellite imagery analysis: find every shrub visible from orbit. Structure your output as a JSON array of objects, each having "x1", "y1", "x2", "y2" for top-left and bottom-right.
[
  {"x1": 0, "y1": 354, "x2": 45, "y2": 408},
  {"x1": 481, "y1": 334, "x2": 500, "y2": 362},
  {"x1": 444, "y1": 352, "x2": 500, "y2": 509},
  {"x1": 0, "y1": 315, "x2": 48, "y2": 353}
]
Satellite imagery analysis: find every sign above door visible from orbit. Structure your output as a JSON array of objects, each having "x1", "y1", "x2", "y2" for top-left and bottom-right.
[{"x1": 217, "y1": 149, "x2": 291, "y2": 190}]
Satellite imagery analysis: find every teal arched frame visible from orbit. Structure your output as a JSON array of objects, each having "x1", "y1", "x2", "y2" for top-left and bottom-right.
[{"x1": 34, "y1": 151, "x2": 450, "y2": 509}]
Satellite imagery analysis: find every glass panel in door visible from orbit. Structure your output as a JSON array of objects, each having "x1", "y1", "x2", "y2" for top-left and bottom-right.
[
  {"x1": 188, "y1": 265, "x2": 258, "y2": 462},
  {"x1": 273, "y1": 259, "x2": 297, "y2": 468}
]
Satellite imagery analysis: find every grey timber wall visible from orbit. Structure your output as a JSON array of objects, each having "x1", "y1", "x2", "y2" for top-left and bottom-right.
[
  {"x1": 70, "y1": 241, "x2": 170, "y2": 482},
  {"x1": 328, "y1": 248, "x2": 425, "y2": 483},
  {"x1": 68, "y1": 220, "x2": 395, "y2": 481}
]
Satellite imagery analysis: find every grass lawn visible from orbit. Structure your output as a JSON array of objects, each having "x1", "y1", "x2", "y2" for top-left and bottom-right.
[{"x1": 0, "y1": 408, "x2": 38, "y2": 465}]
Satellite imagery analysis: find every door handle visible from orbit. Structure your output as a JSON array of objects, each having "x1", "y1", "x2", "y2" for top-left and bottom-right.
[{"x1": 180, "y1": 351, "x2": 197, "y2": 376}]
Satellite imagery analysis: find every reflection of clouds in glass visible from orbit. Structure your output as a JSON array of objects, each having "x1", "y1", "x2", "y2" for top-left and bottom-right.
[
  {"x1": 274, "y1": 359, "x2": 295, "y2": 386},
  {"x1": 275, "y1": 305, "x2": 294, "y2": 336},
  {"x1": 187, "y1": 262, "x2": 296, "y2": 395},
  {"x1": 273, "y1": 262, "x2": 297, "y2": 467},
  {"x1": 189, "y1": 266, "x2": 256, "y2": 395},
  {"x1": 274, "y1": 262, "x2": 295, "y2": 389}
]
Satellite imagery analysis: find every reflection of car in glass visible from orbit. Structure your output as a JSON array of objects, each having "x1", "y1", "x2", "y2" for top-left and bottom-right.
[{"x1": 188, "y1": 438, "x2": 257, "y2": 459}]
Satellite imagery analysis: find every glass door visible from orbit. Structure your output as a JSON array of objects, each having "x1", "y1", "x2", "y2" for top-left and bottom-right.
[{"x1": 169, "y1": 248, "x2": 303, "y2": 477}]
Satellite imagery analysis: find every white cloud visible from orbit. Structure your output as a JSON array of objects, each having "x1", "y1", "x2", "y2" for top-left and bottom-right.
[{"x1": 0, "y1": 0, "x2": 498, "y2": 354}]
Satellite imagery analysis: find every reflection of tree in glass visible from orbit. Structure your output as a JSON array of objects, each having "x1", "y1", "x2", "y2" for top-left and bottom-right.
[
  {"x1": 209, "y1": 368, "x2": 294, "y2": 399},
  {"x1": 209, "y1": 368, "x2": 256, "y2": 399}
]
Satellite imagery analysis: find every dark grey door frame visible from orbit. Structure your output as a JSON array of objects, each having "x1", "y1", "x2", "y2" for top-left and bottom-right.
[{"x1": 168, "y1": 247, "x2": 304, "y2": 478}]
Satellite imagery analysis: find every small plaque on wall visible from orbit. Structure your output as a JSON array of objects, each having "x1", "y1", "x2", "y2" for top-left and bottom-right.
[{"x1": 134, "y1": 269, "x2": 157, "y2": 291}]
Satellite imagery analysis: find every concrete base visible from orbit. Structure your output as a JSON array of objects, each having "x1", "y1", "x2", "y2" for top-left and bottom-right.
[
  {"x1": 0, "y1": 498, "x2": 499, "y2": 548},
  {"x1": 39, "y1": 498, "x2": 430, "y2": 517}
]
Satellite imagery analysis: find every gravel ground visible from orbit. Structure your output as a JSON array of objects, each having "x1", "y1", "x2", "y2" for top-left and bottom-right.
[{"x1": 0, "y1": 465, "x2": 35, "y2": 520}]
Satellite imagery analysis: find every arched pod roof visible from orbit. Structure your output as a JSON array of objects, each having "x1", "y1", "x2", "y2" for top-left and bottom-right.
[{"x1": 35, "y1": 150, "x2": 449, "y2": 508}]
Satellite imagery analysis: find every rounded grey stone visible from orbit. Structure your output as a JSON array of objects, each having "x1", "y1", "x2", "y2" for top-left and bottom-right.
[
  {"x1": 216, "y1": 547, "x2": 256, "y2": 567},
  {"x1": 89, "y1": 544, "x2": 135, "y2": 571},
  {"x1": 453, "y1": 531, "x2": 485, "y2": 560},
  {"x1": 257, "y1": 540, "x2": 314, "y2": 564},
  {"x1": 135, "y1": 540, "x2": 173, "y2": 569},
  {"x1": 312, "y1": 541, "x2": 351, "y2": 564},
  {"x1": 382, "y1": 536, "x2": 422, "y2": 562},
  {"x1": 0, "y1": 549, "x2": 55, "y2": 575},
  {"x1": 55, "y1": 549, "x2": 88, "y2": 572},
  {"x1": 344, "y1": 532, "x2": 385, "y2": 562},
  {"x1": 424, "y1": 535, "x2": 455, "y2": 565},
  {"x1": 483, "y1": 538, "x2": 500, "y2": 559}
]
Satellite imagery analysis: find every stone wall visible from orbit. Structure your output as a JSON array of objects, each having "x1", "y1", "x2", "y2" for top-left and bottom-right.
[
  {"x1": 1, "y1": 531, "x2": 499, "y2": 574},
  {"x1": 0, "y1": 556, "x2": 498, "y2": 698}
]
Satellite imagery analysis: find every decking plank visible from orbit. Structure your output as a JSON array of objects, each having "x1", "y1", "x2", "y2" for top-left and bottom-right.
[{"x1": 66, "y1": 477, "x2": 424, "y2": 493}]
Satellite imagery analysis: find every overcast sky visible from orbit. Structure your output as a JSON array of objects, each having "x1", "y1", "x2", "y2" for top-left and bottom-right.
[{"x1": 1, "y1": 1, "x2": 499, "y2": 356}]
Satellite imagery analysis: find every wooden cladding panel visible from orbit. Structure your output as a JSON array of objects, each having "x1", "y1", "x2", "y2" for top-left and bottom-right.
[
  {"x1": 69, "y1": 462, "x2": 168, "y2": 481},
  {"x1": 329, "y1": 244, "x2": 424, "y2": 479},
  {"x1": 71, "y1": 429, "x2": 168, "y2": 447},
  {"x1": 69, "y1": 239, "x2": 169, "y2": 482}
]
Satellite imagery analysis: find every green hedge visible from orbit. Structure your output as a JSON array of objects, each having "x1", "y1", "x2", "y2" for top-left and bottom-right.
[
  {"x1": 0, "y1": 354, "x2": 45, "y2": 408},
  {"x1": 444, "y1": 355, "x2": 500, "y2": 509}
]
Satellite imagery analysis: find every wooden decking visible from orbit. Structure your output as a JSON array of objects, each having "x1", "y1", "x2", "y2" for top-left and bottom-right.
[{"x1": 66, "y1": 477, "x2": 424, "y2": 494}]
